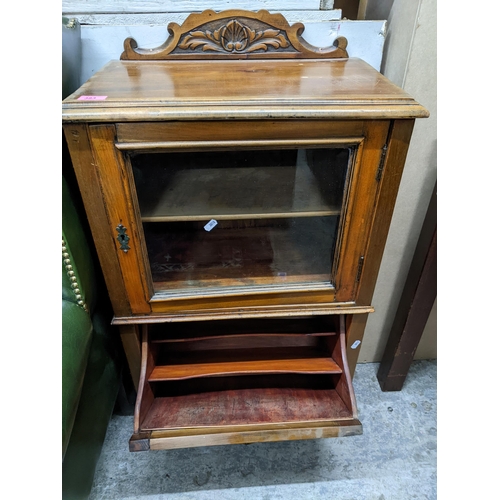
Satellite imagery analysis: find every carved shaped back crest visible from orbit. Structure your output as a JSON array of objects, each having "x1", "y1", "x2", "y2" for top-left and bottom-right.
[{"x1": 121, "y1": 10, "x2": 348, "y2": 60}]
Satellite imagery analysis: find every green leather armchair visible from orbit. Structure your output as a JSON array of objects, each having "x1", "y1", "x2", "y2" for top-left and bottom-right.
[{"x1": 62, "y1": 17, "x2": 122, "y2": 499}]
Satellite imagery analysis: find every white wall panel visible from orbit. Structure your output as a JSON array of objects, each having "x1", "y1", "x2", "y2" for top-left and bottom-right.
[
  {"x1": 360, "y1": 0, "x2": 437, "y2": 362},
  {"x1": 63, "y1": 0, "x2": 325, "y2": 14},
  {"x1": 70, "y1": 10, "x2": 342, "y2": 26},
  {"x1": 78, "y1": 20, "x2": 385, "y2": 84}
]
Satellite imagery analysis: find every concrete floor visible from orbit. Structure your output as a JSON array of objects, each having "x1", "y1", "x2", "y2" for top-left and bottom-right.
[{"x1": 89, "y1": 360, "x2": 437, "y2": 500}]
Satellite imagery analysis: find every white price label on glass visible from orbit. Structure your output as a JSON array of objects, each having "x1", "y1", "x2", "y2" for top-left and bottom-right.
[{"x1": 204, "y1": 219, "x2": 218, "y2": 232}]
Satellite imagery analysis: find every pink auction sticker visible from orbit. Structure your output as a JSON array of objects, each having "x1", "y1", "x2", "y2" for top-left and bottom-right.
[{"x1": 77, "y1": 95, "x2": 108, "y2": 101}]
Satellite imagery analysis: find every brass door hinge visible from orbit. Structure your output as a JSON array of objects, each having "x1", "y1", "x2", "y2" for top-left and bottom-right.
[{"x1": 355, "y1": 256, "x2": 365, "y2": 282}]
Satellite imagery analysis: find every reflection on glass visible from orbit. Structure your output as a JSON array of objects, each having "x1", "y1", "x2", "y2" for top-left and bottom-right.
[{"x1": 130, "y1": 147, "x2": 351, "y2": 292}]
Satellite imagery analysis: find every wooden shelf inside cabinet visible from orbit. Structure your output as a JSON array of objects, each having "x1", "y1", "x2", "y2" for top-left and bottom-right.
[
  {"x1": 130, "y1": 315, "x2": 361, "y2": 451},
  {"x1": 149, "y1": 352, "x2": 342, "y2": 381}
]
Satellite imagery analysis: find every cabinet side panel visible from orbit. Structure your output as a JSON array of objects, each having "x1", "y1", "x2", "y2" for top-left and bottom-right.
[
  {"x1": 346, "y1": 119, "x2": 416, "y2": 372},
  {"x1": 63, "y1": 124, "x2": 131, "y2": 316},
  {"x1": 134, "y1": 325, "x2": 155, "y2": 433},
  {"x1": 119, "y1": 324, "x2": 142, "y2": 391},
  {"x1": 357, "y1": 119, "x2": 416, "y2": 305}
]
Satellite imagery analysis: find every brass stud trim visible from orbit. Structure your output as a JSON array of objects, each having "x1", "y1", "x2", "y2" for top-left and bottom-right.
[{"x1": 62, "y1": 236, "x2": 89, "y2": 313}]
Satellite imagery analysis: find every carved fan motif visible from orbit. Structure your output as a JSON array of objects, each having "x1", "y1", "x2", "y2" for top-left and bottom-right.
[
  {"x1": 121, "y1": 9, "x2": 348, "y2": 60},
  {"x1": 178, "y1": 19, "x2": 290, "y2": 54}
]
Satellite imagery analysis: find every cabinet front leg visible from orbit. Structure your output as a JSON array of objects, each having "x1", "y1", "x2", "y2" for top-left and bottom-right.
[
  {"x1": 119, "y1": 324, "x2": 141, "y2": 390},
  {"x1": 345, "y1": 314, "x2": 369, "y2": 376}
]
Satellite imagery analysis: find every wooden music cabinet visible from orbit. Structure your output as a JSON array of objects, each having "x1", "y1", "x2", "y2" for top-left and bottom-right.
[{"x1": 62, "y1": 10, "x2": 428, "y2": 452}]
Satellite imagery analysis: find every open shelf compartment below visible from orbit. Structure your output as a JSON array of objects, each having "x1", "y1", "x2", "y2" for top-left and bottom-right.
[{"x1": 130, "y1": 315, "x2": 361, "y2": 451}]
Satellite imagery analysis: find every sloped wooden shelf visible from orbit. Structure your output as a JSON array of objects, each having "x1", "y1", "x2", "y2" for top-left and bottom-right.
[
  {"x1": 152, "y1": 332, "x2": 337, "y2": 343},
  {"x1": 149, "y1": 355, "x2": 342, "y2": 381}
]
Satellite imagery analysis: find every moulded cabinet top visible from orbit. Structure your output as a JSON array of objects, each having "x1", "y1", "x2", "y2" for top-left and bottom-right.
[{"x1": 62, "y1": 58, "x2": 429, "y2": 122}]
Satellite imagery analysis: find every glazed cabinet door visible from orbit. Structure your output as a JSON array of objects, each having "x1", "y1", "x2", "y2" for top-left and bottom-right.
[{"x1": 65, "y1": 120, "x2": 390, "y2": 316}]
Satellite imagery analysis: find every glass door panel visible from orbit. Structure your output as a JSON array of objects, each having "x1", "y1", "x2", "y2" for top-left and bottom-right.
[{"x1": 129, "y1": 147, "x2": 352, "y2": 294}]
